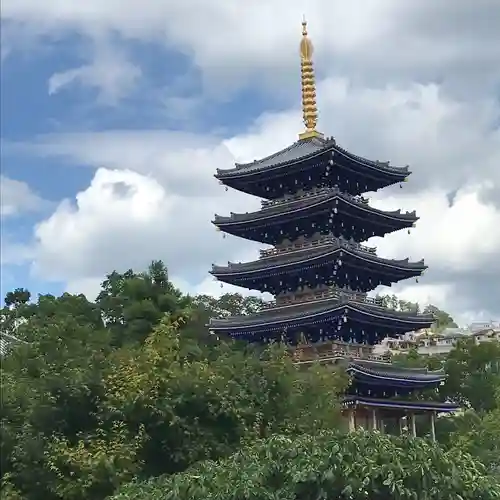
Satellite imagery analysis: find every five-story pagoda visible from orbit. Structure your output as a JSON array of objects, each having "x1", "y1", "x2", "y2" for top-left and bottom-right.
[{"x1": 208, "y1": 21, "x2": 458, "y2": 437}]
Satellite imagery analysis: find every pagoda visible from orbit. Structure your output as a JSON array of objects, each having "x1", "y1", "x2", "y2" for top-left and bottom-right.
[{"x1": 208, "y1": 20, "x2": 458, "y2": 438}]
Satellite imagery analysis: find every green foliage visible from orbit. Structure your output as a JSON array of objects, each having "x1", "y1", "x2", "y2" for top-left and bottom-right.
[
  {"x1": 99, "y1": 314, "x2": 346, "y2": 479},
  {"x1": 193, "y1": 292, "x2": 265, "y2": 318},
  {"x1": 442, "y1": 388, "x2": 500, "y2": 476},
  {"x1": 2, "y1": 263, "x2": 499, "y2": 499},
  {"x1": 4, "y1": 287, "x2": 31, "y2": 307},
  {"x1": 96, "y1": 260, "x2": 190, "y2": 346},
  {"x1": 392, "y1": 348, "x2": 445, "y2": 370},
  {"x1": 1, "y1": 293, "x2": 113, "y2": 500},
  {"x1": 394, "y1": 340, "x2": 500, "y2": 476},
  {"x1": 112, "y1": 430, "x2": 500, "y2": 500},
  {"x1": 1, "y1": 265, "x2": 346, "y2": 499},
  {"x1": 440, "y1": 339, "x2": 500, "y2": 413},
  {"x1": 375, "y1": 295, "x2": 458, "y2": 332},
  {"x1": 376, "y1": 294, "x2": 420, "y2": 313},
  {"x1": 423, "y1": 305, "x2": 458, "y2": 332}
]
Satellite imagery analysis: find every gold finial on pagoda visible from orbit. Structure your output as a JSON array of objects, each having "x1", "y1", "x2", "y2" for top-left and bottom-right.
[{"x1": 298, "y1": 18, "x2": 323, "y2": 140}]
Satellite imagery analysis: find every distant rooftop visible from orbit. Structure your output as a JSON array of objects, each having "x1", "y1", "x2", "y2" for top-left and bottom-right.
[{"x1": 469, "y1": 321, "x2": 500, "y2": 332}]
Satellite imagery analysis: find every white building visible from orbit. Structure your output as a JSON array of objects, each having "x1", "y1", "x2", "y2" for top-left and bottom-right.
[{"x1": 373, "y1": 321, "x2": 499, "y2": 357}]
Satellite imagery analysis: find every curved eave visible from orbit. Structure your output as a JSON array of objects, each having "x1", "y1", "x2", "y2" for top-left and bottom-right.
[
  {"x1": 210, "y1": 245, "x2": 426, "y2": 279},
  {"x1": 347, "y1": 365, "x2": 445, "y2": 384},
  {"x1": 216, "y1": 137, "x2": 329, "y2": 178},
  {"x1": 208, "y1": 299, "x2": 434, "y2": 331},
  {"x1": 212, "y1": 193, "x2": 418, "y2": 227},
  {"x1": 343, "y1": 396, "x2": 459, "y2": 413},
  {"x1": 351, "y1": 359, "x2": 444, "y2": 377},
  {"x1": 216, "y1": 137, "x2": 410, "y2": 181}
]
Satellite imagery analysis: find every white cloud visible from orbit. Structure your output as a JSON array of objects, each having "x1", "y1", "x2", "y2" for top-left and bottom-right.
[
  {"x1": 22, "y1": 76, "x2": 500, "y2": 322},
  {"x1": 65, "y1": 277, "x2": 103, "y2": 301},
  {"x1": 369, "y1": 186, "x2": 500, "y2": 273},
  {"x1": 2, "y1": 1, "x2": 499, "y2": 324},
  {"x1": 0, "y1": 175, "x2": 48, "y2": 217},
  {"x1": 26, "y1": 79, "x2": 500, "y2": 194},
  {"x1": 25, "y1": 131, "x2": 240, "y2": 198},
  {"x1": 31, "y1": 167, "x2": 260, "y2": 284},
  {"x1": 47, "y1": 39, "x2": 141, "y2": 105},
  {"x1": 2, "y1": 1, "x2": 500, "y2": 96}
]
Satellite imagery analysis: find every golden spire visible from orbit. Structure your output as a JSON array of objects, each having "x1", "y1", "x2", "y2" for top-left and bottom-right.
[{"x1": 298, "y1": 18, "x2": 323, "y2": 140}]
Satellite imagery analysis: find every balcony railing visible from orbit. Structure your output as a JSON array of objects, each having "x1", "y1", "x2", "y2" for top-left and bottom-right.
[
  {"x1": 260, "y1": 187, "x2": 369, "y2": 209},
  {"x1": 259, "y1": 234, "x2": 376, "y2": 258},
  {"x1": 261, "y1": 286, "x2": 384, "y2": 309},
  {"x1": 290, "y1": 340, "x2": 391, "y2": 365}
]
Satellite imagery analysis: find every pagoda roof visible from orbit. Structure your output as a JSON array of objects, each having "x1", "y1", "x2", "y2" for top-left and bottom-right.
[
  {"x1": 211, "y1": 238, "x2": 425, "y2": 278},
  {"x1": 208, "y1": 295, "x2": 433, "y2": 334},
  {"x1": 213, "y1": 188, "x2": 417, "y2": 227},
  {"x1": 343, "y1": 396, "x2": 459, "y2": 413},
  {"x1": 346, "y1": 359, "x2": 445, "y2": 384},
  {"x1": 217, "y1": 136, "x2": 410, "y2": 179}
]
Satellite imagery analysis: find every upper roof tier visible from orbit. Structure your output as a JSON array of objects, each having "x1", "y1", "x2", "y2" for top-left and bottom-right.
[
  {"x1": 208, "y1": 292, "x2": 433, "y2": 344},
  {"x1": 216, "y1": 136, "x2": 410, "y2": 199},
  {"x1": 210, "y1": 236, "x2": 426, "y2": 294},
  {"x1": 213, "y1": 187, "x2": 417, "y2": 245}
]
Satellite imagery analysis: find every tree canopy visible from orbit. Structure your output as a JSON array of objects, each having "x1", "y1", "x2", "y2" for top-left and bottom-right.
[
  {"x1": 1, "y1": 260, "x2": 499, "y2": 499},
  {"x1": 112, "y1": 431, "x2": 500, "y2": 500},
  {"x1": 0, "y1": 263, "x2": 346, "y2": 499}
]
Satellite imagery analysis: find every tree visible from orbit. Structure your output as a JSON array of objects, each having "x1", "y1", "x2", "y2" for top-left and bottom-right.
[
  {"x1": 187, "y1": 292, "x2": 266, "y2": 345},
  {"x1": 111, "y1": 430, "x2": 500, "y2": 500},
  {"x1": 374, "y1": 297, "x2": 457, "y2": 331},
  {"x1": 192, "y1": 293, "x2": 265, "y2": 320},
  {"x1": 1, "y1": 293, "x2": 112, "y2": 500},
  {"x1": 392, "y1": 348, "x2": 445, "y2": 371},
  {"x1": 96, "y1": 260, "x2": 190, "y2": 346},
  {"x1": 440, "y1": 339, "x2": 500, "y2": 413},
  {"x1": 1, "y1": 284, "x2": 346, "y2": 499},
  {"x1": 423, "y1": 304, "x2": 458, "y2": 332},
  {"x1": 448, "y1": 407, "x2": 500, "y2": 476},
  {"x1": 99, "y1": 312, "x2": 346, "y2": 480},
  {"x1": 4, "y1": 288, "x2": 31, "y2": 308},
  {"x1": 376, "y1": 294, "x2": 419, "y2": 313}
]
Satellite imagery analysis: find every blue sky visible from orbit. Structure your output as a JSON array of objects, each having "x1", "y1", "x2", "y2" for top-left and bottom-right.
[
  {"x1": 1, "y1": 33, "x2": 276, "y2": 299},
  {"x1": 1, "y1": 0, "x2": 500, "y2": 324}
]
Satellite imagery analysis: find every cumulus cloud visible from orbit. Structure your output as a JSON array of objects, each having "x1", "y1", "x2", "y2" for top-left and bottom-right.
[
  {"x1": 22, "y1": 76, "x2": 500, "y2": 322},
  {"x1": 0, "y1": 175, "x2": 49, "y2": 217},
  {"x1": 2, "y1": 1, "x2": 499, "y2": 324},
  {"x1": 32, "y1": 167, "x2": 261, "y2": 284},
  {"x1": 371, "y1": 186, "x2": 500, "y2": 272},
  {"x1": 370, "y1": 187, "x2": 500, "y2": 319}
]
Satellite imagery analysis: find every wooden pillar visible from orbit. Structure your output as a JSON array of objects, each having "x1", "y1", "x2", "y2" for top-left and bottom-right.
[
  {"x1": 348, "y1": 410, "x2": 355, "y2": 432},
  {"x1": 371, "y1": 409, "x2": 377, "y2": 431},
  {"x1": 411, "y1": 413, "x2": 417, "y2": 438},
  {"x1": 430, "y1": 411, "x2": 436, "y2": 442}
]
